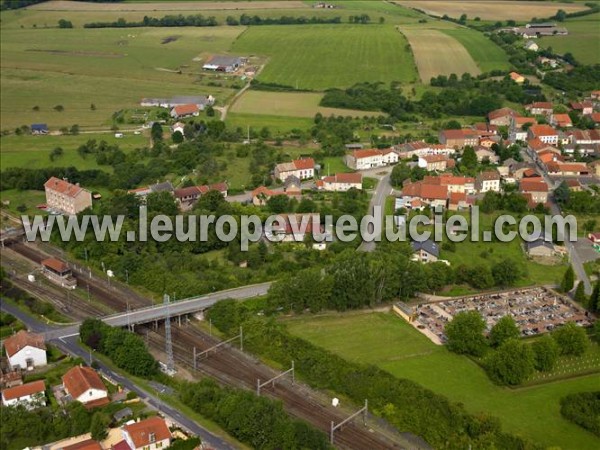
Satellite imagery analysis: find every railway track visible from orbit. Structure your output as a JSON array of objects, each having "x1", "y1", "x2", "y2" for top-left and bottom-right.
[
  {"x1": 144, "y1": 324, "x2": 407, "y2": 450},
  {"x1": 4, "y1": 241, "x2": 409, "y2": 449}
]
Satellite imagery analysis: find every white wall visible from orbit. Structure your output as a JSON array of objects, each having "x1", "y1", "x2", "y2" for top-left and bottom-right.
[
  {"x1": 75, "y1": 388, "x2": 108, "y2": 404},
  {"x1": 8, "y1": 346, "x2": 47, "y2": 370}
]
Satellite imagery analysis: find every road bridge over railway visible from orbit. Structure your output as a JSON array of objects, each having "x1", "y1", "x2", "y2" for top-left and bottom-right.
[{"x1": 43, "y1": 282, "x2": 272, "y2": 340}]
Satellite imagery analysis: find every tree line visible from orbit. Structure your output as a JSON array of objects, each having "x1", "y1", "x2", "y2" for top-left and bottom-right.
[
  {"x1": 180, "y1": 379, "x2": 331, "y2": 449},
  {"x1": 83, "y1": 14, "x2": 344, "y2": 29},
  {"x1": 206, "y1": 300, "x2": 542, "y2": 449},
  {"x1": 560, "y1": 391, "x2": 600, "y2": 437}
]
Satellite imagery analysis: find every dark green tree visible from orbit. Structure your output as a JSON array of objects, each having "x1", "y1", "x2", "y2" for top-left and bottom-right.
[
  {"x1": 445, "y1": 311, "x2": 488, "y2": 356},
  {"x1": 560, "y1": 266, "x2": 575, "y2": 293},
  {"x1": 460, "y1": 146, "x2": 478, "y2": 171},
  {"x1": 552, "y1": 322, "x2": 588, "y2": 356},
  {"x1": 489, "y1": 315, "x2": 520, "y2": 348},
  {"x1": 90, "y1": 412, "x2": 110, "y2": 441},
  {"x1": 151, "y1": 122, "x2": 163, "y2": 142},
  {"x1": 574, "y1": 281, "x2": 586, "y2": 305},
  {"x1": 486, "y1": 338, "x2": 535, "y2": 385},
  {"x1": 532, "y1": 335, "x2": 559, "y2": 372},
  {"x1": 172, "y1": 130, "x2": 184, "y2": 143}
]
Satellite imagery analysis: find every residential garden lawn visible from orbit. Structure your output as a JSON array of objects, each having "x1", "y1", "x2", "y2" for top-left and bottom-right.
[
  {"x1": 231, "y1": 90, "x2": 382, "y2": 118},
  {"x1": 395, "y1": 1, "x2": 588, "y2": 21},
  {"x1": 226, "y1": 112, "x2": 313, "y2": 135},
  {"x1": 232, "y1": 24, "x2": 419, "y2": 90},
  {"x1": 538, "y1": 14, "x2": 600, "y2": 65},
  {"x1": 285, "y1": 312, "x2": 600, "y2": 449},
  {"x1": 441, "y1": 28, "x2": 511, "y2": 73},
  {"x1": 400, "y1": 27, "x2": 481, "y2": 81},
  {"x1": 0, "y1": 26, "x2": 241, "y2": 129},
  {"x1": 322, "y1": 156, "x2": 352, "y2": 174},
  {"x1": 0, "y1": 190, "x2": 48, "y2": 217},
  {"x1": 0, "y1": 133, "x2": 149, "y2": 171}
]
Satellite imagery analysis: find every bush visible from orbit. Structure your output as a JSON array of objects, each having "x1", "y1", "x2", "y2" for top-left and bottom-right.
[{"x1": 560, "y1": 391, "x2": 600, "y2": 436}]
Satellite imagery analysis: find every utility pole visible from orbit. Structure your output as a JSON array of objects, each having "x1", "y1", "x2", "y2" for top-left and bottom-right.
[{"x1": 164, "y1": 294, "x2": 175, "y2": 373}]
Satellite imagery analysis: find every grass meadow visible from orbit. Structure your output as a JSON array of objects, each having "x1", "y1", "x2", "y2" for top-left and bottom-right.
[
  {"x1": 0, "y1": 26, "x2": 242, "y2": 130},
  {"x1": 0, "y1": 133, "x2": 149, "y2": 171},
  {"x1": 538, "y1": 14, "x2": 600, "y2": 65},
  {"x1": 226, "y1": 112, "x2": 313, "y2": 134},
  {"x1": 285, "y1": 312, "x2": 600, "y2": 449},
  {"x1": 232, "y1": 24, "x2": 419, "y2": 90},
  {"x1": 231, "y1": 90, "x2": 382, "y2": 118}
]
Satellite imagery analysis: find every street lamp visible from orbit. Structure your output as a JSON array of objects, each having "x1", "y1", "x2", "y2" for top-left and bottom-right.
[{"x1": 106, "y1": 269, "x2": 114, "y2": 288}]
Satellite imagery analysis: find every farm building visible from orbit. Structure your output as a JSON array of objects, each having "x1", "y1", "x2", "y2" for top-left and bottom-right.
[
  {"x1": 31, "y1": 123, "x2": 48, "y2": 135},
  {"x1": 62, "y1": 365, "x2": 109, "y2": 408},
  {"x1": 1, "y1": 380, "x2": 46, "y2": 410},
  {"x1": 170, "y1": 104, "x2": 199, "y2": 119},
  {"x1": 203, "y1": 55, "x2": 244, "y2": 72},
  {"x1": 41, "y1": 257, "x2": 77, "y2": 289},
  {"x1": 140, "y1": 95, "x2": 214, "y2": 109},
  {"x1": 3, "y1": 330, "x2": 47, "y2": 371},
  {"x1": 44, "y1": 176, "x2": 92, "y2": 215}
]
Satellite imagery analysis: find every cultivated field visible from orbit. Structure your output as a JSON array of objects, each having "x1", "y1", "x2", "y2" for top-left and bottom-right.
[
  {"x1": 285, "y1": 312, "x2": 600, "y2": 449},
  {"x1": 538, "y1": 14, "x2": 600, "y2": 65},
  {"x1": 232, "y1": 24, "x2": 419, "y2": 90},
  {"x1": 27, "y1": 1, "x2": 309, "y2": 11},
  {"x1": 230, "y1": 90, "x2": 382, "y2": 118},
  {"x1": 395, "y1": 1, "x2": 589, "y2": 21},
  {"x1": 441, "y1": 28, "x2": 510, "y2": 73},
  {"x1": 0, "y1": 27, "x2": 242, "y2": 130},
  {"x1": 400, "y1": 27, "x2": 480, "y2": 81}
]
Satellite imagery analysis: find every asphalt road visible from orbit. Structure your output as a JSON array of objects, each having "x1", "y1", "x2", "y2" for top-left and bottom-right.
[
  {"x1": 0, "y1": 301, "x2": 239, "y2": 450},
  {"x1": 358, "y1": 173, "x2": 392, "y2": 252},
  {"x1": 521, "y1": 147, "x2": 593, "y2": 294}
]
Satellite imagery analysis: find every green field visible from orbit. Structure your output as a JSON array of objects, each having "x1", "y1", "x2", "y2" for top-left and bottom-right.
[
  {"x1": 0, "y1": 26, "x2": 241, "y2": 130},
  {"x1": 0, "y1": 133, "x2": 149, "y2": 171},
  {"x1": 538, "y1": 14, "x2": 600, "y2": 65},
  {"x1": 231, "y1": 90, "x2": 382, "y2": 118},
  {"x1": 226, "y1": 112, "x2": 313, "y2": 134},
  {"x1": 232, "y1": 24, "x2": 419, "y2": 90},
  {"x1": 441, "y1": 28, "x2": 512, "y2": 73},
  {"x1": 286, "y1": 312, "x2": 600, "y2": 449}
]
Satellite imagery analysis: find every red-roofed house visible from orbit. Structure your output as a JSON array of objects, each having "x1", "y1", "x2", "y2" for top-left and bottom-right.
[
  {"x1": 550, "y1": 114, "x2": 573, "y2": 128},
  {"x1": 41, "y1": 257, "x2": 77, "y2": 289},
  {"x1": 62, "y1": 439, "x2": 103, "y2": 450},
  {"x1": 569, "y1": 129, "x2": 600, "y2": 145},
  {"x1": 448, "y1": 192, "x2": 471, "y2": 211},
  {"x1": 274, "y1": 158, "x2": 315, "y2": 181},
  {"x1": 520, "y1": 179, "x2": 549, "y2": 204},
  {"x1": 547, "y1": 163, "x2": 589, "y2": 177},
  {"x1": 401, "y1": 181, "x2": 448, "y2": 209},
  {"x1": 170, "y1": 104, "x2": 199, "y2": 119},
  {"x1": 344, "y1": 149, "x2": 398, "y2": 170},
  {"x1": 317, "y1": 173, "x2": 362, "y2": 191},
  {"x1": 589, "y1": 232, "x2": 600, "y2": 244},
  {"x1": 44, "y1": 177, "x2": 92, "y2": 215},
  {"x1": 62, "y1": 366, "x2": 109, "y2": 408},
  {"x1": 122, "y1": 417, "x2": 172, "y2": 450},
  {"x1": 510, "y1": 116, "x2": 538, "y2": 141},
  {"x1": 590, "y1": 113, "x2": 600, "y2": 124},
  {"x1": 1, "y1": 380, "x2": 46, "y2": 409},
  {"x1": 569, "y1": 101, "x2": 593, "y2": 116},
  {"x1": 174, "y1": 186, "x2": 202, "y2": 210},
  {"x1": 528, "y1": 124, "x2": 559, "y2": 145},
  {"x1": 438, "y1": 129, "x2": 479, "y2": 148},
  {"x1": 4, "y1": 330, "x2": 47, "y2": 370},
  {"x1": 510, "y1": 72, "x2": 525, "y2": 84},
  {"x1": 488, "y1": 108, "x2": 517, "y2": 126},
  {"x1": 525, "y1": 102, "x2": 553, "y2": 116}
]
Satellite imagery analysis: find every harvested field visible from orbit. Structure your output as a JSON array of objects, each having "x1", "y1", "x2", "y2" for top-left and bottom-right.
[
  {"x1": 396, "y1": 1, "x2": 588, "y2": 21},
  {"x1": 28, "y1": 0, "x2": 308, "y2": 11},
  {"x1": 441, "y1": 28, "x2": 510, "y2": 73},
  {"x1": 400, "y1": 27, "x2": 480, "y2": 81},
  {"x1": 231, "y1": 90, "x2": 382, "y2": 118}
]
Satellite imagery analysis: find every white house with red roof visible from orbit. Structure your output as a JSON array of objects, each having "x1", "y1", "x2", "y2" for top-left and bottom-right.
[
  {"x1": 1, "y1": 380, "x2": 46, "y2": 409},
  {"x1": 62, "y1": 365, "x2": 109, "y2": 408},
  {"x1": 4, "y1": 330, "x2": 47, "y2": 370},
  {"x1": 525, "y1": 102, "x2": 553, "y2": 116},
  {"x1": 274, "y1": 158, "x2": 315, "y2": 181},
  {"x1": 44, "y1": 177, "x2": 92, "y2": 215},
  {"x1": 527, "y1": 124, "x2": 559, "y2": 145},
  {"x1": 316, "y1": 173, "x2": 362, "y2": 191},
  {"x1": 122, "y1": 416, "x2": 172, "y2": 450},
  {"x1": 170, "y1": 104, "x2": 199, "y2": 119},
  {"x1": 345, "y1": 149, "x2": 398, "y2": 170},
  {"x1": 520, "y1": 179, "x2": 549, "y2": 205}
]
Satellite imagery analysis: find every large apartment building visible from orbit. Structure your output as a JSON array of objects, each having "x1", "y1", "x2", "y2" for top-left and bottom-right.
[{"x1": 44, "y1": 177, "x2": 92, "y2": 215}]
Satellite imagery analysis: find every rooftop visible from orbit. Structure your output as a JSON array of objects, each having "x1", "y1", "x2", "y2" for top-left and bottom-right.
[{"x1": 3, "y1": 330, "x2": 46, "y2": 357}]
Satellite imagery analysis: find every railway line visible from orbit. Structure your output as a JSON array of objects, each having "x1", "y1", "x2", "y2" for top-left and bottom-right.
[
  {"x1": 2, "y1": 240, "x2": 410, "y2": 449},
  {"x1": 144, "y1": 324, "x2": 408, "y2": 450}
]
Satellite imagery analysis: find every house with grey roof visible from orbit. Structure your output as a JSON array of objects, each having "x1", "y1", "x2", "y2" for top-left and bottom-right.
[{"x1": 411, "y1": 239, "x2": 440, "y2": 263}]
